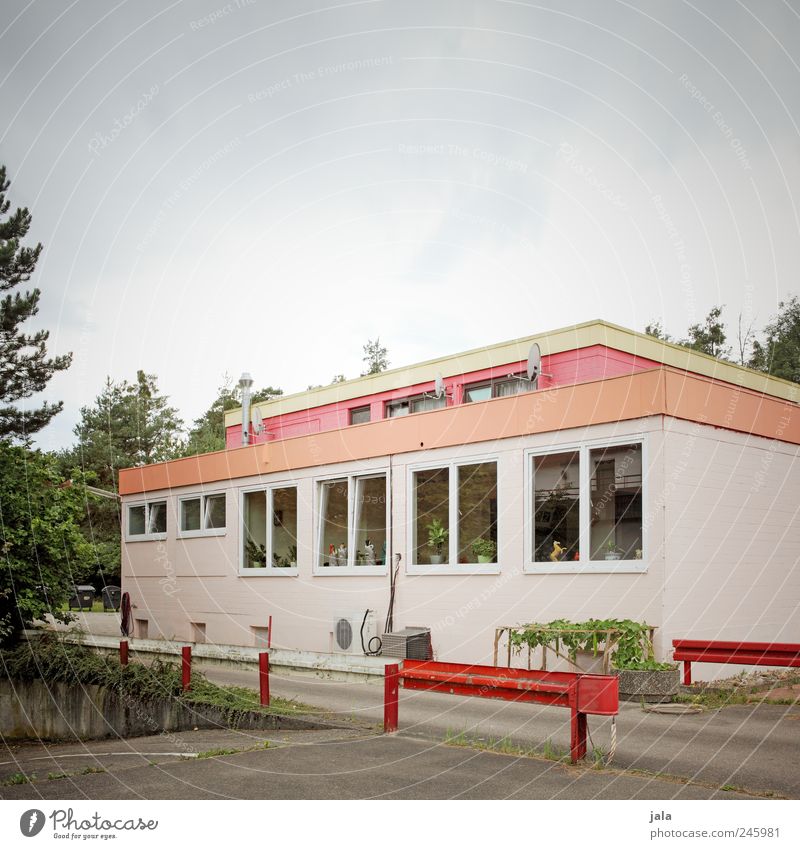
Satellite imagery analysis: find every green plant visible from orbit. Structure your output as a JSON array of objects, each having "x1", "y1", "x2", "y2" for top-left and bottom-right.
[
  {"x1": 246, "y1": 539, "x2": 267, "y2": 567},
  {"x1": 2, "y1": 772, "x2": 33, "y2": 786},
  {"x1": 471, "y1": 537, "x2": 497, "y2": 560},
  {"x1": 426, "y1": 518, "x2": 448, "y2": 555},
  {"x1": 47, "y1": 772, "x2": 68, "y2": 781}
]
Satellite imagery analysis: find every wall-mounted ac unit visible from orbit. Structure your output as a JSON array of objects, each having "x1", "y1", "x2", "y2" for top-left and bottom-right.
[{"x1": 333, "y1": 611, "x2": 377, "y2": 654}]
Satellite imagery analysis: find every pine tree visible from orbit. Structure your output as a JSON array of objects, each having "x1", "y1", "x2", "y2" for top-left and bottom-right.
[{"x1": 0, "y1": 165, "x2": 72, "y2": 441}]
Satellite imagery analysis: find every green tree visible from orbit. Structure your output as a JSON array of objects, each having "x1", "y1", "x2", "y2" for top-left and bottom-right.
[
  {"x1": 183, "y1": 375, "x2": 282, "y2": 456},
  {"x1": 680, "y1": 305, "x2": 729, "y2": 359},
  {"x1": 644, "y1": 321, "x2": 672, "y2": 342},
  {"x1": 0, "y1": 443, "x2": 94, "y2": 645},
  {"x1": 361, "y1": 337, "x2": 389, "y2": 376},
  {"x1": 749, "y1": 296, "x2": 800, "y2": 383},
  {"x1": 0, "y1": 164, "x2": 72, "y2": 441}
]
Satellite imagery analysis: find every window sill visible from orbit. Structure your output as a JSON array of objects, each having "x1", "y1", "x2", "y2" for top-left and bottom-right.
[
  {"x1": 313, "y1": 566, "x2": 389, "y2": 577},
  {"x1": 407, "y1": 564, "x2": 501, "y2": 576},
  {"x1": 239, "y1": 567, "x2": 299, "y2": 577},
  {"x1": 177, "y1": 529, "x2": 226, "y2": 539},
  {"x1": 524, "y1": 561, "x2": 647, "y2": 575},
  {"x1": 125, "y1": 534, "x2": 167, "y2": 543}
]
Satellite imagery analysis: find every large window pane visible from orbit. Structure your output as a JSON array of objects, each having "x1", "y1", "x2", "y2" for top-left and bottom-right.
[
  {"x1": 320, "y1": 480, "x2": 349, "y2": 566},
  {"x1": 410, "y1": 395, "x2": 446, "y2": 413},
  {"x1": 181, "y1": 498, "x2": 201, "y2": 532},
  {"x1": 129, "y1": 505, "x2": 146, "y2": 536},
  {"x1": 205, "y1": 494, "x2": 226, "y2": 529},
  {"x1": 148, "y1": 501, "x2": 167, "y2": 534},
  {"x1": 590, "y1": 443, "x2": 643, "y2": 560},
  {"x1": 243, "y1": 490, "x2": 267, "y2": 567},
  {"x1": 413, "y1": 467, "x2": 449, "y2": 565},
  {"x1": 354, "y1": 476, "x2": 387, "y2": 565},
  {"x1": 533, "y1": 452, "x2": 580, "y2": 562},
  {"x1": 272, "y1": 488, "x2": 298, "y2": 567},
  {"x1": 457, "y1": 462, "x2": 498, "y2": 563}
]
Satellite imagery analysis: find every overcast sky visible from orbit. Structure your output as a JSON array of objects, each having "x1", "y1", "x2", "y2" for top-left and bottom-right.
[{"x1": 2, "y1": 0, "x2": 799, "y2": 451}]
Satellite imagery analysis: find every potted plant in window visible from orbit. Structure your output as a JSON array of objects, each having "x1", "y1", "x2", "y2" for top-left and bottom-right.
[
  {"x1": 471, "y1": 537, "x2": 497, "y2": 564},
  {"x1": 426, "y1": 518, "x2": 448, "y2": 564},
  {"x1": 604, "y1": 539, "x2": 621, "y2": 561}
]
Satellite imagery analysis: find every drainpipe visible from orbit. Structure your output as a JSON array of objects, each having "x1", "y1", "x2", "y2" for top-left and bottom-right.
[{"x1": 239, "y1": 372, "x2": 254, "y2": 446}]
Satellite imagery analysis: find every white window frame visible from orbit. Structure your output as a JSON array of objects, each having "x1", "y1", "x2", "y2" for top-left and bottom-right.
[
  {"x1": 314, "y1": 469, "x2": 390, "y2": 576},
  {"x1": 407, "y1": 455, "x2": 500, "y2": 575},
  {"x1": 385, "y1": 393, "x2": 446, "y2": 418},
  {"x1": 177, "y1": 491, "x2": 227, "y2": 539},
  {"x1": 524, "y1": 434, "x2": 647, "y2": 575},
  {"x1": 125, "y1": 499, "x2": 168, "y2": 542},
  {"x1": 463, "y1": 372, "x2": 530, "y2": 403},
  {"x1": 239, "y1": 483, "x2": 299, "y2": 576}
]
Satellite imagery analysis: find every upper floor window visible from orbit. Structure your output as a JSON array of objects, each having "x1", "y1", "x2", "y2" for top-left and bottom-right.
[
  {"x1": 127, "y1": 500, "x2": 167, "y2": 541},
  {"x1": 318, "y1": 473, "x2": 388, "y2": 570},
  {"x1": 179, "y1": 493, "x2": 226, "y2": 537},
  {"x1": 385, "y1": 394, "x2": 446, "y2": 418},
  {"x1": 464, "y1": 372, "x2": 529, "y2": 402},
  {"x1": 349, "y1": 406, "x2": 371, "y2": 425}
]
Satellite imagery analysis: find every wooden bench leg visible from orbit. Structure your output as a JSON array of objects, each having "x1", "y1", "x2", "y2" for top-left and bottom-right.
[{"x1": 683, "y1": 660, "x2": 692, "y2": 686}]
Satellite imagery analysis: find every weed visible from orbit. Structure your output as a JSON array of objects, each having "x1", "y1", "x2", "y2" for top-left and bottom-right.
[
  {"x1": 47, "y1": 772, "x2": 68, "y2": 781},
  {"x1": 1, "y1": 772, "x2": 33, "y2": 786},
  {"x1": 80, "y1": 767, "x2": 106, "y2": 775},
  {"x1": 196, "y1": 747, "x2": 239, "y2": 760}
]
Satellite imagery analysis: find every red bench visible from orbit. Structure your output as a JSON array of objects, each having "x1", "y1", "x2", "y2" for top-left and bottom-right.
[
  {"x1": 672, "y1": 640, "x2": 800, "y2": 685},
  {"x1": 383, "y1": 659, "x2": 619, "y2": 763}
]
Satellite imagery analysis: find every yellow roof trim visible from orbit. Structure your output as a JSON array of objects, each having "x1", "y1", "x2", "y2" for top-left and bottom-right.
[{"x1": 225, "y1": 319, "x2": 799, "y2": 426}]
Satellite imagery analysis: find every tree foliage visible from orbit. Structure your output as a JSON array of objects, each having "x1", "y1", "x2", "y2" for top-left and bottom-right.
[
  {"x1": 0, "y1": 164, "x2": 71, "y2": 441},
  {"x1": 361, "y1": 337, "x2": 389, "y2": 376},
  {"x1": 680, "y1": 305, "x2": 729, "y2": 358},
  {"x1": 183, "y1": 374, "x2": 282, "y2": 456},
  {"x1": 748, "y1": 296, "x2": 800, "y2": 384},
  {"x1": 0, "y1": 443, "x2": 94, "y2": 645}
]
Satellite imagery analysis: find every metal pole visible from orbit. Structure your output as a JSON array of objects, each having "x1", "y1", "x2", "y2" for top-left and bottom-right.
[
  {"x1": 683, "y1": 660, "x2": 692, "y2": 686},
  {"x1": 182, "y1": 646, "x2": 192, "y2": 692},
  {"x1": 384, "y1": 663, "x2": 400, "y2": 733},
  {"x1": 259, "y1": 652, "x2": 270, "y2": 706},
  {"x1": 267, "y1": 615, "x2": 272, "y2": 649}
]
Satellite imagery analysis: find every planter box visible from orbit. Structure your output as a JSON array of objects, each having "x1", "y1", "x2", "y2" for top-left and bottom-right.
[{"x1": 614, "y1": 668, "x2": 681, "y2": 703}]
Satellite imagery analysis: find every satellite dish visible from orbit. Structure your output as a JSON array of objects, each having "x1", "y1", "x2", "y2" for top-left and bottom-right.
[
  {"x1": 251, "y1": 406, "x2": 264, "y2": 436},
  {"x1": 434, "y1": 373, "x2": 445, "y2": 399},
  {"x1": 527, "y1": 343, "x2": 541, "y2": 383}
]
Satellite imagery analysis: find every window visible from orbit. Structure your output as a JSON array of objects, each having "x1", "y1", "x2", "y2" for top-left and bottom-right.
[
  {"x1": 318, "y1": 473, "x2": 388, "y2": 569},
  {"x1": 411, "y1": 460, "x2": 498, "y2": 569},
  {"x1": 241, "y1": 486, "x2": 298, "y2": 571},
  {"x1": 533, "y1": 452, "x2": 580, "y2": 562},
  {"x1": 179, "y1": 493, "x2": 226, "y2": 536},
  {"x1": 127, "y1": 500, "x2": 167, "y2": 540},
  {"x1": 386, "y1": 394, "x2": 446, "y2": 418},
  {"x1": 350, "y1": 406, "x2": 371, "y2": 425},
  {"x1": 464, "y1": 373, "x2": 529, "y2": 402},
  {"x1": 527, "y1": 440, "x2": 644, "y2": 571},
  {"x1": 590, "y1": 443, "x2": 643, "y2": 561}
]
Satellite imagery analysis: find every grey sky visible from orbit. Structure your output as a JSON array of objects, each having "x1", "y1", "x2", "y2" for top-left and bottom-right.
[{"x1": 2, "y1": 0, "x2": 799, "y2": 450}]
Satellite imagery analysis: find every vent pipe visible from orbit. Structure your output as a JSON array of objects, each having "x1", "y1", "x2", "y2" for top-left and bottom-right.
[{"x1": 238, "y1": 372, "x2": 254, "y2": 446}]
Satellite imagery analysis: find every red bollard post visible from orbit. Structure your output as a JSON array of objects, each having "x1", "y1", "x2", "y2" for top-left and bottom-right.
[
  {"x1": 384, "y1": 663, "x2": 400, "y2": 733},
  {"x1": 119, "y1": 640, "x2": 129, "y2": 666},
  {"x1": 683, "y1": 660, "x2": 692, "y2": 686},
  {"x1": 182, "y1": 646, "x2": 192, "y2": 692},
  {"x1": 259, "y1": 652, "x2": 270, "y2": 706}
]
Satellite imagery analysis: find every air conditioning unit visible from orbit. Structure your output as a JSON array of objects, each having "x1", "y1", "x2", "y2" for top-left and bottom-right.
[{"x1": 332, "y1": 611, "x2": 377, "y2": 654}]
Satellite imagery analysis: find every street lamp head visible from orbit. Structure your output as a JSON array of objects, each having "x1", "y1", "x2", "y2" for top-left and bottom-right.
[{"x1": 238, "y1": 372, "x2": 254, "y2": 391}]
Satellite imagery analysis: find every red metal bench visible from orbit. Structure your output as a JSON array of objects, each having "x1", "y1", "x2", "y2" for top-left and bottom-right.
[
  {"x1": 383, "y1": 659, "x2": 619, "y2": 763},
  {"x1": 672, "y1": 640, "x2": 800, "y2": 685}
]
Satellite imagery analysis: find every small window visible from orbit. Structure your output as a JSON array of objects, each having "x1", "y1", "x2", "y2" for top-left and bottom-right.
[
  {"x1": 386, "y1": 394, "x2": 445, "y2": 417},
  {"x1": 179, "y1": 494, "x2": 226, "y2": 535},
  {"x1": 350, "y1": 406, "x2": 371, "y2": 425},
  {"x1": 464, "y1": 373, "x2": 529, "y2": 402},
  {"x1": 318, "y1": 474, "x2": 388, "y2": 568},
  {"x1": 127, "y1": 500, "x2": 167, "y2": 539},
  {"x1": 386, "y1": 400, "x2": 410, "y2": 418}
]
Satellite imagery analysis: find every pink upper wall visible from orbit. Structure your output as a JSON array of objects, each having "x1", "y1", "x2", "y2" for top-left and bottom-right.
[{"x1": 225, "y1": 344, "x2": 659, "y2": 449}]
